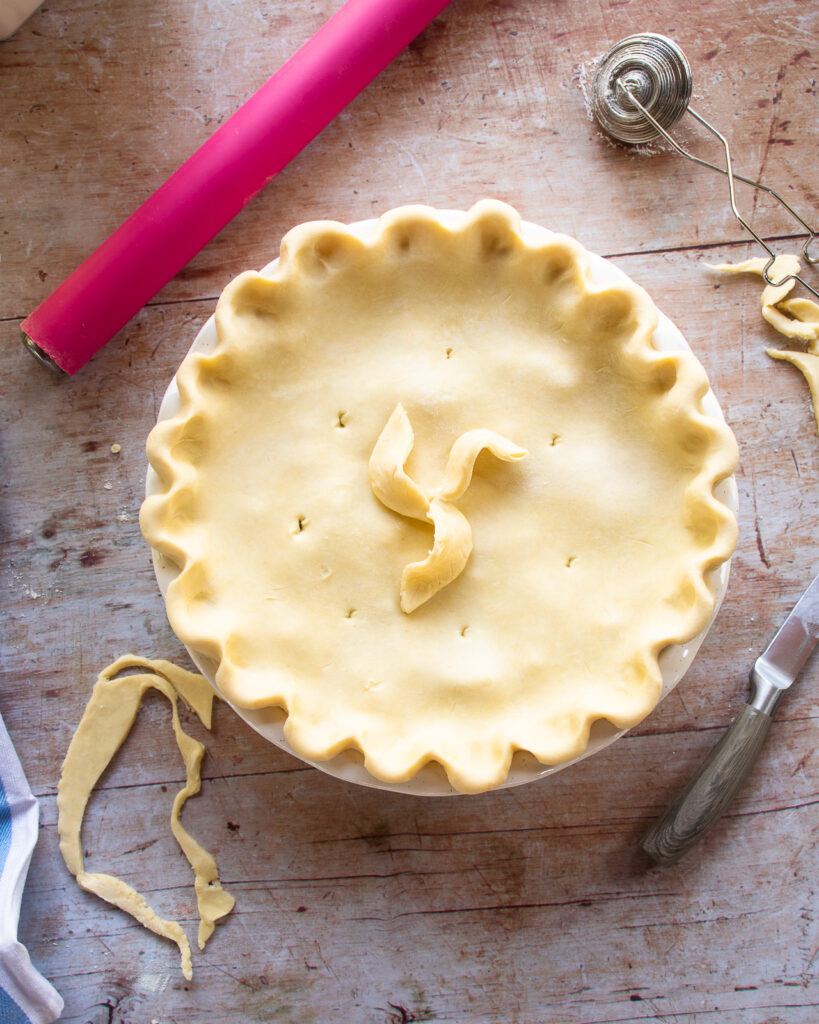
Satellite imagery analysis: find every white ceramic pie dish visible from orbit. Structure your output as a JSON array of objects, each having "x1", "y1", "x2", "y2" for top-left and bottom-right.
[{"x1": 145, "y1": 214, "x2": 738, "y2": 796}]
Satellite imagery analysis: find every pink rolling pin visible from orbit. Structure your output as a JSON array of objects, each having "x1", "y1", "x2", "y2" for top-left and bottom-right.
[{"x1": 22, "y1": 0, "x2": 452, "y2": 375}]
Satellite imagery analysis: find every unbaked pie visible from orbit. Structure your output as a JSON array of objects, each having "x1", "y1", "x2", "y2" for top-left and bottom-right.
[{"x1": 140, "y1": 200, "x2": 738, "y2": 793}]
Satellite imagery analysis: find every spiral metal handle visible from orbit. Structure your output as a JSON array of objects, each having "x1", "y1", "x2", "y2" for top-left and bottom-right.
[{"x1": 591, "y1": 33, "x2": 692, "y2": 145}]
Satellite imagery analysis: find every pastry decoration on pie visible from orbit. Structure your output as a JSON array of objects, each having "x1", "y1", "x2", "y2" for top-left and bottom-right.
[{"x1": 141, "y1": 200, "x2": 738, "y2": 794}]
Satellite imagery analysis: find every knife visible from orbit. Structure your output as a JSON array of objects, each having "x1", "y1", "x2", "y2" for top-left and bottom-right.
[{"x1": 641, "y1": 572, "x2": 819, "y2": 865}]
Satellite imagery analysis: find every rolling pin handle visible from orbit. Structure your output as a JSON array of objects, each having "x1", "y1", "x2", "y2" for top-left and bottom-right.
[{"x1": 21, "y1": 334, "x2": 67, "y2": 376}]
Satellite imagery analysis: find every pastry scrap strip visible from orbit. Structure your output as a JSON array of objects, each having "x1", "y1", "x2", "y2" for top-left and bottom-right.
[
  {"x1": 709, "y1": 255, "x2": 819, "y2": 345},
  {"x1": 710, "y1": 254, "x2": 819, "y2": 431},
  {"x1": 767, "y1": 348, "x2": 819, "y2": 435},
  {"x1": 56, "y1": 655, "x2": 234, "y2": 980},
  {"x1": 369, "y1": 403, "x2": 528, "y2": 612}
]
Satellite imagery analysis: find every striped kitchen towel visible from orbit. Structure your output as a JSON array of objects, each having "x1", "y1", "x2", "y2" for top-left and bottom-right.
[{"x1": 0, "y1": 712, "x2": 62, "y2": 1024}]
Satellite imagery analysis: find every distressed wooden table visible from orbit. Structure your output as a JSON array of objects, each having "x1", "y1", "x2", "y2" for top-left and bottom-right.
[{"x1": 2, "y1": 1, "x2": 818, "y2": 1021}]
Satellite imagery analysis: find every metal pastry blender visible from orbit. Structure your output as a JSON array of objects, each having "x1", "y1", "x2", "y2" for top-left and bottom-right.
[
  {"x1": 641, "y1": 572, "x2": 819, "y2": 865},
  {"x1": 590, "y1": 33, "x2": 818, "y2": 299}
]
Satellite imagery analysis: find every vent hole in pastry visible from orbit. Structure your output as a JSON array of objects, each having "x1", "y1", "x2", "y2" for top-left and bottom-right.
[
  {"x1": 291, "y1": 515, "x2": 309, "y2": 535},
  {"x1": 565, "y1": 555, "x2": 577, "y2": 568},
  {"x1": 445, "y1": 347, "x2": 453, "y2": 359},
  {"x1": 550, "y1": 433, "x2": 562, "y2": 446},
  {"x1": 460, "y1": 625, "x2": 470, "y2": 637},
  {"x1": 335, "y1": 411, "x2": 348, "y2": 428},
  {"x1": 345, "y1": 608, "x2": 357, "y2": 619}
]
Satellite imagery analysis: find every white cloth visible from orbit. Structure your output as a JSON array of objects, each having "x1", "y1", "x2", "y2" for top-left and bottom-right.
[{"x1": 0, "y1": 713, "x2": 62, "y2": 1024}]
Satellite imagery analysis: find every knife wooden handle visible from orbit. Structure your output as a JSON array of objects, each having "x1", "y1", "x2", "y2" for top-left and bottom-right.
[{"x1": 640, "y1": 704, "x2": 772, "y2": 866}]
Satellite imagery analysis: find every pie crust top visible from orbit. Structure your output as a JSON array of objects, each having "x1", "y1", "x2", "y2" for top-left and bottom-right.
[{"x1": 140, "y1": 200, "x2": 738, "y2": 794}]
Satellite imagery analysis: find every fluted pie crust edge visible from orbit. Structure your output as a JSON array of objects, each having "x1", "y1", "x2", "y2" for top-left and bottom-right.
[{"x1": 141, "y1": 201, "x2": 738, "y2": 793}]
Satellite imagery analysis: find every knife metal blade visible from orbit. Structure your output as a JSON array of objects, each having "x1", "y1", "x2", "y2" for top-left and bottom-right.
[{"x1": 750, "y1": 572, "x2": 819, "y2": 715}]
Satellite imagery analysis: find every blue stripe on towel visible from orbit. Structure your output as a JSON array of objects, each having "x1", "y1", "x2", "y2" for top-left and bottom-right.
[
  {"x1": 0, "y1": 778, "x2": 34, "y2": 1024},
  {"x1": 0, "y1": 987, "x2": 33, "y2": 1024},
  {"x1": 0, "y1": 775, "x2": 11, "y2": 881}
]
